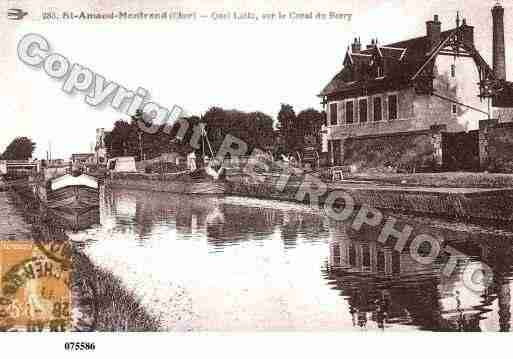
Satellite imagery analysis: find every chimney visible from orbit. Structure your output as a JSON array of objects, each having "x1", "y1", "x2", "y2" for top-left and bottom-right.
[
  {"x1": 461, "y1": 18, "x2": 475, "y2": 45},
  {"x1": 426, "y1": 14, "x2": 442, "y2": 51},
  {"x1": 492, "y1": 2, "x2": 506, "y2": 80},
  {"x1": 351, "y1": 37, "x2": 361, "y2": 53}
]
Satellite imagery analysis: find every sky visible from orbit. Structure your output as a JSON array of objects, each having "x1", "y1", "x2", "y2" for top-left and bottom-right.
[{"x1": 0, "y1": 0, "x2": 512, "y2": 159}]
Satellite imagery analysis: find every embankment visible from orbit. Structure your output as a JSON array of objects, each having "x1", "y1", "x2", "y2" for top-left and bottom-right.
[{"x1": 225, "y1": 175, "x2": 513, "y2": 224}]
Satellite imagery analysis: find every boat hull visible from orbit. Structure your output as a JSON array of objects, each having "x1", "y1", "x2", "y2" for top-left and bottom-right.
[
  {"x1": 108, "y1": 177, "x2": 226, "y2": 195},
  {"x1": 46, "y1": 185, "x2": 100, "y2": 210},
  {"x1": 107, "y1": 171, "x2": 227, "y2": 195},
  {"x1": 49, "y1": 207, "x2": 100, "y2": 231}
]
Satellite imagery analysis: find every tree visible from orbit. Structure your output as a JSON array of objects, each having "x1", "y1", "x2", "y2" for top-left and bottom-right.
[
  {"x1": 105, "y1": 106, "x2": 277, "y2": 162},
  {"x1": 249, "y1": 111, "x2": 275, "y2": 150},
  {"x1": 202, "y1": 107, "x2": 276, "y2": 154},
  {"x1": 104, "y1": 120, "x2": 133, "y2": 158},
  {"x1": 276, "y1": 104, "x2": 297, "y2": 154},
  {"x1": 1, "y1": 137, "x2": 36, "y2": 160},
  {"x1": 296, "y1": 108, "x2": 324, "y2": 150}
]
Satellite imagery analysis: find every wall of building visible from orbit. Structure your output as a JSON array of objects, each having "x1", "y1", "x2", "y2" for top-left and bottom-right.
[
  {"x1": 336, "y1": 119, "x2": 513, "y2": 174},
  {"x1": 421, "y1": 56, "x2": 488, "y2": 131},
  {"x1": 480, "y1": 120, "x2": 513, "y2": 172},
  {"x1": 342, "y1": 129, "x2": 438, "y2": 172},
  {"x1": 326, "y1": 89, "x2": 469, "y2": 145},
  {"x1": 494, "y1": 107, "x2": 513, "y2": 122}
]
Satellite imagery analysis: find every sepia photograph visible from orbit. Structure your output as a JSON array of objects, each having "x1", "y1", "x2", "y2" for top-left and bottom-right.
[{"x1": 1, "y1": 0, "x2": 512, "y2": 356}]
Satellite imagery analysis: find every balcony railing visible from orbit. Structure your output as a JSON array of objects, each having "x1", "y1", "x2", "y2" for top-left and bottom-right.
[
  {"x1": 330, "y1": 117, "x2": 416, "y2": 129},
  {"x1": 326, "y1": 117, "x2": 425, "y2": 138}
]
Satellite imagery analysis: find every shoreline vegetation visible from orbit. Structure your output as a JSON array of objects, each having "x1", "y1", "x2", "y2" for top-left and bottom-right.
[{"x1": 6, "y1": 184, "x2": 160, "y2": 332}]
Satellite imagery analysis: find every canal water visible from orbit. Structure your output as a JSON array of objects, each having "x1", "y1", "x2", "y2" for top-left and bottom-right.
[{"x1": 68, "y1": 187, "x2": 513, "y2": 331}]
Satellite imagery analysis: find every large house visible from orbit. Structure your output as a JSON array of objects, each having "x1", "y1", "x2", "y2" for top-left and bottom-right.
[{"x1": 319, "y1": 3, "x2": 513, "y2": 166}]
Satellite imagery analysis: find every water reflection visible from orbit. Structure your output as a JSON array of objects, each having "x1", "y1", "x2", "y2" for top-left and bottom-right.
[
  {"x1": 71, "y1": 188, "x2": 513, "y2": 331},
  {"x1": 49, "y1": 208, "x2": 100, "y2": 232},
  {"x1": 326, "y1": 220, "x2": 513, "y2": 331}
]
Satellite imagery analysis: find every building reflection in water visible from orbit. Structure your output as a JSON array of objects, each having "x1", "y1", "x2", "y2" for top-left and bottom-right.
[
  {"x1": 96, "y1": 188, "x2": 513, "y2": 331},
  {"x1": 326, "y1": 218, "x2": 513, "y2": 331},
  {"x1": 206, "y1": 201, "x2": 330, "y2": 252}
]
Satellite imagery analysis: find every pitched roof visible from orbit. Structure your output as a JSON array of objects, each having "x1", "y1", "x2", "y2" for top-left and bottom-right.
[{"x1": 319, "y1": 27, "x2": 462, "y2": 97}]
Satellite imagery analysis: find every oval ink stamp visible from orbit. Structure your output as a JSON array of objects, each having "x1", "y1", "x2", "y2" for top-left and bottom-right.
[{"x1": 0, "y1": 239, "x2": 98, "y2": 331}]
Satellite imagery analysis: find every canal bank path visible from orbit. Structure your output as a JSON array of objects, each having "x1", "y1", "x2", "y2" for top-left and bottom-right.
[{"x1": 0, "y1": 185, "x2": 33, "y2": 240}]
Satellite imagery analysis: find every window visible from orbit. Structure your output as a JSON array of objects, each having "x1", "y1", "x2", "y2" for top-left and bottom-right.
[
  {"x1": 346, "y1": 100, "x2": 354, "y2": 123},
  {"x1": 392, "y1": 251, "x2": 401, "y2": 274},
  {"x1": 332, "y1": 243, "x2": 340, "y2": 259},
  {"x1": 377, "y1": 251, "x2": 385, "y2": 272},
  {"x1": 451, "y1": 64, "x2": 456, "y2": 78},
  {"x1": 362, "y1": 245, "x2": 370, "y2": 267},
  {"x1": 388, "y1": 94, "x2": 398, "y2": 120},
  {"x1": 349, "y1": 244, "x2": 356, "y2": 266},
  {"x1": 452, "y1": 104, "x2": 458, "y2": 115},
  {"x1": 329, "y1": 103, "x2": 338, "y2": 125},
  {"x1": 377, "y1": 66, "x2": 384, "y2": 78},
  {"x1": 359, "y1": 98, "x2": 368, "y2": 123},
  {"x1": 373, "y1": 97, "x2": 382, "y2": 122}
]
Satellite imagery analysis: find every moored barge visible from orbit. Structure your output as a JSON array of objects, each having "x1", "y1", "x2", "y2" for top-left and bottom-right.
[{"x1": 35, "y1": 173, "x2": 100, "y2": 211}]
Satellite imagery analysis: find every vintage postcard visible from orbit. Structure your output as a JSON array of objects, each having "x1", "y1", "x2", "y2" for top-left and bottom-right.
[{"x1": 1, "y1": 0, "x2": 512, "y2": 356}]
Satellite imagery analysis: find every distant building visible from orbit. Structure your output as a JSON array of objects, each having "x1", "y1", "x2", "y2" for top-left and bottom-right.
[
  {"x1": 45, "y1": 159, "x2": 67, "y2": 167},
  {"x1": 71, "y1": 153, "x2": 95, "y2": 165},
  {"x1": 0, "y1": 160, "x2": 38, "y2": 176},
  {"x1": 319, "y1": 3, "x2": 513, "y2": 166},
  {"x1": 95, "y1": 128, "x2": 110, "y2": 164}
]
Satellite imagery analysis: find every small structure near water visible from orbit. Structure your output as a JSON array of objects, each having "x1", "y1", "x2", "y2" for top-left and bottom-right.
[{"x1": 107, "y1": 156, "x2": 137, "y2": 173}]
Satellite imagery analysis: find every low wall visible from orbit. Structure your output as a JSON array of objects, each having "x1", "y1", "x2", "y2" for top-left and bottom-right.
[
  {"x1": 340, "y1": 120, "x2": 513, "y2": 174},
  {"x1": 480, "y1": 120, "x2": 513, "y2": 172},
  {"x1": 341, "y1": 127, "x2": 441, "y2": 173}
]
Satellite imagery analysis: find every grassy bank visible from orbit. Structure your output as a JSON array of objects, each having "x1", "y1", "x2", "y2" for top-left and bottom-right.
[
  {"x1": 7, "y1": 185, "x2": 160, "y2": 331},
  {"x1": 72, "y1": 249, "x2": 160, "y2": 331}
]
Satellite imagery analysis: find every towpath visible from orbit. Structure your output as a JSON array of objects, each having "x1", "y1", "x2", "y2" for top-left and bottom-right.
[{"x1": 0, "y1": 180, "x2": 33, "y2": 240}]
